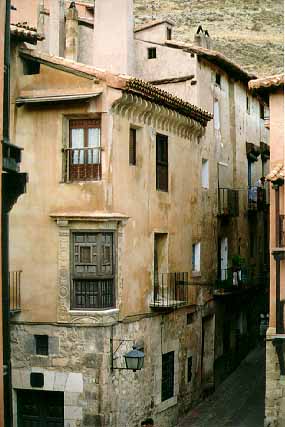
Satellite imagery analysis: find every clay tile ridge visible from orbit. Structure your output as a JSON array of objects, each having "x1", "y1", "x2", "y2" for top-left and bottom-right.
[
  {"x1": 134, "y1": 19, "x2": 175, "y2": 33},
  {"x1": 165, "y1": 41, "x2": 257, "y2": 83},
  {"x1": 249, "y1": 74, "x2": 284, "y2": 91},
  {"x1": 10, "y1": 23, "x2": 44, "y2": 42},
  {"x1": 19, "y1": 49, "x2": 213, "y2": 126},
  {"x1": 266, "y1": 163, "x2": 285, "y2": 182}
]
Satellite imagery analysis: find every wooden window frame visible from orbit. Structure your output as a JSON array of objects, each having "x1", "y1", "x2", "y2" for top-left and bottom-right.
[
  {"x1": 129, "y1": 128, "x2": 137, "y2": 165},
  {"x1": 65, "y1": 118, "x2": 102, "y2": 182},
  {"x1": 70, "y1": 231, "x2": 116, "y2": 310},
  {"x1": 161, "y1": 351, "x2": 175, "y2": 401},
  {"x1": 156, "y1": 133, "x2": 168, "y2": 192}
]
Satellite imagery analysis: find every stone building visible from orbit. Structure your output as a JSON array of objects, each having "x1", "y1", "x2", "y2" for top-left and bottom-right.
[
  {"x1": 249, "y1": 74, "x2": 284, "y2": 427},
  {"x1": 7, "y1": 1, "x2": 270, "y2": 426}
]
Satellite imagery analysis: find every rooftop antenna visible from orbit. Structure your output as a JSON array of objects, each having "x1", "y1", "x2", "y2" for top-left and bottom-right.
[{"x1": 147, "y1": 0, "x2": 160, "y2": 20}]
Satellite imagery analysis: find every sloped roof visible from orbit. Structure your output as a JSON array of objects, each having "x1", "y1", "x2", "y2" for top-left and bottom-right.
[
  {"x1": 249, "y1": 74, "x2": 284, "y2": 93},
  {"x1": 134, "y1": 19, "x2": 175, "y2": 33},
  {"x1": 11, "y1": 23, "x2": 44, "y2": 44},
  {"x1": 165, "y1": 41, "x2": 257, "y2": 83},
  {"x1": 19, "y1": 48, "x2": 212, "y2": 126},
  {"x1": 266, "y1": 163, "x2": 285, "y2": 183}
]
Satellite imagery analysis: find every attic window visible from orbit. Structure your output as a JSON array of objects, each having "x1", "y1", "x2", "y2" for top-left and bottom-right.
[
  {"x1": 215, "y1": 73, "x2": 221, "y2": 86},
  {"x1": 167, "y1": 28, "x2": 172, "y2": 40},
  {"x1": 22, "y1": 58, "x2": 40, "y2": 75},
  {"x1": 148, "y1": 47, "x2": 157, "y2": 59}
]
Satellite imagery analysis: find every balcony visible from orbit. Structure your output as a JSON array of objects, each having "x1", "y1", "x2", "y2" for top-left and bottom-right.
[
  {"x1": 2, "y1": 140, "x2": 23, "y2": 173},
  {"x1": 63, "y1": 147, "x2": 102, "y2": 182},
  {"x1": 218, "y1": 188, "x2": 239, "y2": 217},
  {"x1": 10, "y1": 270, "x2": 21, "y2": 314},
  {"x1": 247, "y1": 186, "x2": 266, "y2": 212},
  {"x1": 214, "y1": 266, "x2": 268, "y2": 295},
  {"x1": 150, "y1": 272, "x2": 190, "y2": 309}
]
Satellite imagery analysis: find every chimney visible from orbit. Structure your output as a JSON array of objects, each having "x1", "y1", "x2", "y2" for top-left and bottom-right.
[
  {"x1": 49, "y1": 0, "x2": 65, "y2": 56},
  {"x1": 93, "y1": 0, "x2": 135, "y2": 75},
  {"x1": 194, "y1": 26, "x2": 213, "y2": 50},
  {"x1": 65, "y1": 2, "x2": 79, "y2": 61}
]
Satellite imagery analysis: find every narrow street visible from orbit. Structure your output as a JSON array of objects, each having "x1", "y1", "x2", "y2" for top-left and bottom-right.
[{"x1": 177, "y1": 345, "x2": 265, "y2": 427}]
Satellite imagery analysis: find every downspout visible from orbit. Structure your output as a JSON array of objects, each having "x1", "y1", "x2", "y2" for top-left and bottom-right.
[{"x1": 2, "y1": 0, "x2": 12, "y2": 425}]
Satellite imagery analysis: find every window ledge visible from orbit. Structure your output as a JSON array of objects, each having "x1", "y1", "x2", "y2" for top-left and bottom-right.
[
  {"x1": 192, "y1": 271, "x2": 201, "y2": 278},
  {"x1": 69, "y1": 308, "x2": 119, "y2": 315},
  {"x1": 157, "y1": 396, "x2": 177, "y2": 413}
]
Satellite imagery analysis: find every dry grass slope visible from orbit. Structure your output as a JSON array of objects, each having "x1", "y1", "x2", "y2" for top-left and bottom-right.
[{"x1": 134, "y1": 0, "x2": 284, "y2": 77}]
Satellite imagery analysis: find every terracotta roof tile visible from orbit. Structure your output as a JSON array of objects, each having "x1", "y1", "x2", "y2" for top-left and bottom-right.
[
  {"x1": 165, "y1": 41, "x2": 257, "y2": 83},
  {"x1": 249, "y1": 74, "x2": 284, "y2": 92},
  {"x1": 19, "y1": 48, "x2": 213, "y2": 126},
  {"x1": 10, "y1": 23, "x2": 44, "y2": 44},
  {"x1": 266, "y1": 163, "x2": 285, "y2": 182}
]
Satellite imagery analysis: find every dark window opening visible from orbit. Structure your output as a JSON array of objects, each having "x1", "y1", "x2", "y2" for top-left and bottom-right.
[
  {"x1": 22, "y1": 58, "x2": 40, "y2": 75},
  {"x1": 129, "y1": 128, "x2": 137, "y2": 165},
  {"x1": 65, "y1": 118, "x2": 101, "y2": 181},
  {"x1": 215, "y1": 73, "x2": 221, "y2": 86},
  {"x1": 246, "y1": 95, "x2": 250, "y2": 114},
  {"x1": 260, "y1": 103, "x2": 265, "y2": 119},
  {"x1": 187, "y1": 313, "x2": 194, "y2": 324},
  {"x1": 156, "y1": 134, "x2": 168, "y2": 192},
  {"x1": 167, "y1": 28, "x2": 172, "y2": 40},
  {"x1": 161, "y1": 351, "x2": 174, "y2": 401},
  {"x1": 71, "y1": 232, "x2": 115, "y2": 310},
  {"x1": 35, "y1": 335, "x2": 49, "y2": 356},
  {"x1": 187, "y1": 356, "x2": 193, "y2": 383},
  {"x1": 148, "y1": 47, "x2": 157, "y2": 59}
]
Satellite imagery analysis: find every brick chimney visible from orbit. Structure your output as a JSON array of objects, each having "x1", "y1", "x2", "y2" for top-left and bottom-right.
[
  {"x1": 65, "y1": 2, "x2": 79, "y2": 61},
  {"x1": 93, "y1": 0, "x2": 135, "y2": 75},
  {"x1": 194, "y1": 26, "x2": 213, "y2": 50}
]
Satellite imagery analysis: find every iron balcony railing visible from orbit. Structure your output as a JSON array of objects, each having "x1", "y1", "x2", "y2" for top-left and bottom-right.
[
  {"x1": 2, "y1": 140, "x2": 22, "y2": 173},
  {"x1": 215, "y1": 266, "x2": 268, "y2": 292},
  {"x1": 248, "y1": 186, "x2": 266, "y2": 211},
  {"x1": 151, "y1": 272, "x2": 189, "y2": 309},
  {"x1": 63, "y1": 147, "x2": 102, "y2": 182},
  {"x1": 279, "y1": 215, "x2": 285, "y2": 247},
  {"x1": 10, "y1": 270, "x2": 21, "y2": 313},
  {"x1": 71, "y1": 278, "x2": 114, "y2": 310},
  {"x1": 218, "y1": 188, "x2": 239, "y2": 217}
]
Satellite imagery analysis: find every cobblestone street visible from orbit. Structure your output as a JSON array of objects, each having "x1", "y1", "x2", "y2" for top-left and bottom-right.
[{"x1": 177, "y1": 345, "x2": 265, "y2": 427}]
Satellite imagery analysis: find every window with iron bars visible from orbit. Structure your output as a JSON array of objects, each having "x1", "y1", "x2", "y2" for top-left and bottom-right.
[
  {"x1": 63, "y1": 119, "x2": 102, "y2": 182},
  {"x1": 71, "y1": 232, "x2": 115, "y2": 310}
]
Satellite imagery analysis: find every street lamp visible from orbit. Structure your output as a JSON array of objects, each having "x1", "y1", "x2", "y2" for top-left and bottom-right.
[
  {"x1": 124, "y1": 346, "x2": 144, "y2": 372},
  {"x1": 110, "y1": 329, "x2": 145, "y2": 372}
]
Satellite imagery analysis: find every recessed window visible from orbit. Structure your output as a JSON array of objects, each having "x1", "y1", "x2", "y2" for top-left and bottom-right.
[
  {"x1": 192, "y1": 242, "x2": 201, "y2": 273},
  {"x1": 129, "y1": 128, "x2": 137, "y2": 165},
  {"x1": 65, "y1": 119, "x2": 101, "y2": 181},
  {"x1": 71, "y1": 232, "x2": 115, "y2": 310},
  {"x1": 22, "y1": 58, "x2": 40, "y2": 75},
  {"x1": 246, "y1": 94, "x2": 250, "y2": 114},
  {"x1": 156, "y1": 134, "x2": 168, "y2": 192},
  {"x1": 161, "y1": 351, "x2": 174, "y2": 401},
  {"x1": 201, "y1": 159, "x2": 209, "y2": 189},
  {"x1": 260, "y1": 103, "x2": 265, "y2": 119},
  {"x1": 167, "y1": 28, "x2": 172, "y2": 40},
  {"x1": 187, "y1": 356, "x2": 193, "y2": 383},
  {"x1": 187, "y1": 312, "x2": 194, "y2": 324},
  {"x1": 213, "y1": 100, "x2": 220, "y2": 130},
  {"x1": 215, "y1": 73, "x2": 221, "y2": 86},
  {"x1": 148, "y1": 47, "x2": 157, "y2": 59},
  {"x1": 35, "y1": 335, "x2": 49, "y2": 356}
]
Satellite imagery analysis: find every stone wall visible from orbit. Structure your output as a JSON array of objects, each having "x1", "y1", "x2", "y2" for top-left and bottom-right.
[{"x1": 11, "y1": 303, "x2": 214, "y2": 427}]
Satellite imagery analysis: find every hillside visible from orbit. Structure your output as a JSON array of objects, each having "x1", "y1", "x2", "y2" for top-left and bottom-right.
[{"x1": 134, "y1": 0, "x2": 284, "y2": 77}]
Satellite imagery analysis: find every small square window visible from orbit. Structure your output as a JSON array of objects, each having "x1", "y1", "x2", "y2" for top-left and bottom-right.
[
  {"x1": 129, "y1": 128, "x2": 137, "y2": 165},
  {"x1": 192, "y1": 242, "x2": 201, "y2": 273},
  {"x1": 35, "y1": 335, "x2": 49, "y2": 356},
  {"x1": 148, "y1": 47, "x2": 157, "y2": 59},
  {"x1": 187, "y1": 356, "x2": 193, "y2": 383},
  {"x1": 215, "y1": 73, "x2": 221, "y2": 86}
]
